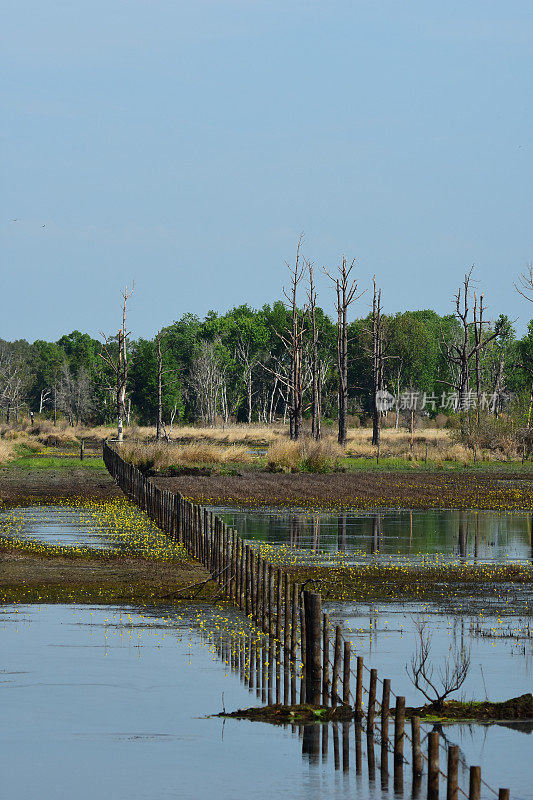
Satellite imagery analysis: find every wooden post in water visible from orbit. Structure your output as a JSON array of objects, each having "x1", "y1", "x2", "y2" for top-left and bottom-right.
[
  {"x1": 262, "y1": 560, "x2": 268, "y2": 633},
  {"x1": 446, "y1": 746, "x2": 459, "y2": 800},
  {"x1": 394, "y1": 696, "x2": 405, "y2": 762},
  {"x1": 394, "y1": 694, "x2": 405, "y2": 794},
  {"x1": 498, "y1": 790, "x2": 510, "y2": 800},
  {"x1": 367, "y1": 668, "x2": 377, "y2": 731},
  {"x1": 428, "y1": 731, "x2": 440, "y2": 800},
  {"x1": 268, "y1": 563, "x2": 275, "y2": 637},
  {"x1": 276, "y1": 569, "x2": 282, "y2": 641},
  {"x1": 342, "y1": 640, "x2": 351, "y2": 706},
  {"x1": 355, "y1": 655, "x2": 363, "y2": 718},
  {"x1": 381, "y1": 679, "x2": 390, "y2": 743},
  {"x1": 300, "y1": 595, "x2": 306, "y2": 664},
  {"x1": 322, "y1": 613, "x2": 330, "y2": 705},
  {"x1": 291, "y1": 582, "x2": 299, "y2": 660},
  {"x1": 331, "y1": 626, "x2": 342, "y2": 707},
  {"x1": 468, "y1": 767, "x2": 481, "y2": 800},
  {"x1": 412, "y1": 716, "x2": 422, "y2": 776},
  {"x1": 284, "y1": 573, "x2": 291, "y2": 653},
  {"x1": 303, "y1": 591, "x2": 322, "y2": 705}
]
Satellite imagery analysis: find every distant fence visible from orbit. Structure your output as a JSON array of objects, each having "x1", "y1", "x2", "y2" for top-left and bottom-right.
[{"x1": 103, "y1": 440, "x2": 510, "y2": 800}]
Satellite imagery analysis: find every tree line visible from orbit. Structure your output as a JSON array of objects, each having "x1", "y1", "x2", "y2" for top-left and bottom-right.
[{"x1": 1, "y1": 259, "x2": 532, "y2": 441}]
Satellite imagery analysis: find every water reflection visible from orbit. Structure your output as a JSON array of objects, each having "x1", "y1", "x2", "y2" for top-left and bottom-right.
[
  {"x1": 212, "y1": 506, "x2": 533, "y2": 565},
  {"x1": 2, "y1": 604, "x2": 531, "y2": 800}
]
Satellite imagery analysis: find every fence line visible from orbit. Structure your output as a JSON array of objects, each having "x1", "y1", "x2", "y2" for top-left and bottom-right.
[{"x1": 103, "y1": 440, "x2": 510, "y2": 800}]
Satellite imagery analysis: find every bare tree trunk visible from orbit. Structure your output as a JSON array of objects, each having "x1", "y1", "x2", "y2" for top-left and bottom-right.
[
  {"x1": 156, "y1": 330, "x2": 163, "y2": 440},
  {"x1": 325, "y1": 256, "x2": 361, "y2": 446},
  {"x1": 101, "y1": 283, "x2": 134, "y2": 443},
  {"x1": 307, "y1": 262, "x2": 321, "y2": 440},
  {"x1": 442, "y1": 269, "x2": 502, "y2": 430},
  {"x1": 371, "y1": 278, "x2": 384, "y2": 447}
]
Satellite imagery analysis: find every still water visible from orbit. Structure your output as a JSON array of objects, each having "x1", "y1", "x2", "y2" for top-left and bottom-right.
[
  {"x1": 212, "y1": 507, "x2": 533, "y2": 565},
  {"x1": 3, "y1": 503, "x2": 532, "y2": 566},
  {"x1": 1, "y1": 603, "x2": 531, "y2": 800},
  {"x1": 0, "y1": 502, "x2": 180, "y2": 559}
]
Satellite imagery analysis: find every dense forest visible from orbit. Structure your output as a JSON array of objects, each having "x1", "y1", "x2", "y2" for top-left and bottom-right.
[{"x1": 1, "y1": 292, "x2": 532, "y2": 432}]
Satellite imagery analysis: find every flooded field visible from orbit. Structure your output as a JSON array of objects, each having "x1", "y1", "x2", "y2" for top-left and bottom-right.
[
  {"x1": 1, "y1": 500, "x2": 532, "y2": 798},
  {"x1": 0, "y1": 501, "x2": 182, "y2": 559},
  {"x1": 212, "y1": 506, "x2": 533, "y2": 565},
  {"x1": 1, "y1": 603, "x2": 531, "y2": 799}
]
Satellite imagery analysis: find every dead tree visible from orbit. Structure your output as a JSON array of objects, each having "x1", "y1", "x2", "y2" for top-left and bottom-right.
[
  {"x1": 266, "y1": 238, "x2": 307, "y2": 439},
  {"x1": 371, "y1": 277, "x2": 385, "y2": 446},
  {"x1": 285, "y1": 240, "x2": 307, "y2": 439},
  {"x1": 306, "y1": 260, "x2": 321, "y2": 440},
  {"x1": 100, "y1": 283, "x2": 134, "y2": 442},
  {"x1": 235, "y1": 339, "x2": 258, "y2": 424},
  {"x1": 407, "y1": 619, "x2": 471, "y2": 711},
  {"x1": 441, "y1": 268, "x2": 502, "y2": 415},
  {"x1": 325, "y1": 256, "x2": 362, "y2": 446}
]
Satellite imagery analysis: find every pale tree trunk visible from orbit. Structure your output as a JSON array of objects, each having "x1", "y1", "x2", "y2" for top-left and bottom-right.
[
  {"x1": 156, "y1": 331, "x2": 163, "y2": 440},
  {"x1": 307, "y1": 262, "x2": 321, "y2": 440},
  {"x1": 325, "y1": 256, "x2": 360, "y2": 447},
  {"x1": 101, "y1": 283, "x2": 134, "y2": 443},
  {"x1": 371, "y1": 278, "x2": 384, "y2": 447}
]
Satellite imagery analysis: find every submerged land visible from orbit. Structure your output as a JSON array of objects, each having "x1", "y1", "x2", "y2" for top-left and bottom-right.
[{"x1": 1, "y1": 450, "x2": 532, "y2": 609}]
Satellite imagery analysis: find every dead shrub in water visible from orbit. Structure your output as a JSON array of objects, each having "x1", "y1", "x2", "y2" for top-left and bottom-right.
[{"x1": 407, "y1": 619, "x2": 471, "y2": 711}]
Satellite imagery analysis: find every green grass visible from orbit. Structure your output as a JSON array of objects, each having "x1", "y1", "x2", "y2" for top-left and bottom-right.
[{"x1": 4, "y1": 455, "x2": 106, "y2": 470}]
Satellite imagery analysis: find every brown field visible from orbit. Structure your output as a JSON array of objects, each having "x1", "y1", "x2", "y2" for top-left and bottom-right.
[{"x1": 154, "y1": 468, "x2": 533, "y2": 511}]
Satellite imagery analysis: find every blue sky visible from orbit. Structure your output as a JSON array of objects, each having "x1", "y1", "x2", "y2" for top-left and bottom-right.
[{"x1": 2, "y1": 0, "x2": 532, "y2": 341}]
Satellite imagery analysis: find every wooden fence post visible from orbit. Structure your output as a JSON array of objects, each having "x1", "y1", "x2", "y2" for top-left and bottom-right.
[
  {"x1": 469, "y1": 767, "x2": 481, "y2": 800},
  {"x1": 412, "y1": 716, "x2": 422, "y2": 776},
  {"x1": 428, "y1": 731, "x2": 440, "y2": 800},
  {"x1": 367, "y1": 668, "x2": 377, "y2": 731},
  {"x1": 303, "y1": 591, "x2": 322, "y2": 705},
  {"x1": 322, "y1": 613, "x2": 330, "y2": 705},
  {"x1": 332, "y1": 626, "x2": 342, "y2": 708},
  {"x1": 447, "y1": 745, "x2": 459, "y2": 800},
  {"x1": 342, "y1": 640, "x2": 351, "y2": 706}
]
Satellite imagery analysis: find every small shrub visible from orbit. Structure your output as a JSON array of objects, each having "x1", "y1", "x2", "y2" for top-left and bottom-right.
[{"x1": 267, "y1": 437, "x2": 344, "y2": 473}]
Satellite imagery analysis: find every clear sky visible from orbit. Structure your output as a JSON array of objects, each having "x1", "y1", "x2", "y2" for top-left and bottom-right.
[{"x1": 2, "y1": 0, "x2": 532, "y2": 342}]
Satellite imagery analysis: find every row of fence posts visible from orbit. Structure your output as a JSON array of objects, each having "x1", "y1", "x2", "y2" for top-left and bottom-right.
[{"x1": 103, "y1": 441, "x2": 511, "y2": 800}]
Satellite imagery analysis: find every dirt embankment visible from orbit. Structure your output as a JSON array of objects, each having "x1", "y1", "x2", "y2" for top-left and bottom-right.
[
  {"x1": 0, "y1": 546, "x2": 219, "y2": 605},
  {"x1": 154, "y1": 469, "x2": 533, "y2": 510},
  {"x1": 0, "y1": 464, "x2": 218, "y2": 603},
  {"x1": 0, "y1": 465, "x2": 122, "y2": 502}
]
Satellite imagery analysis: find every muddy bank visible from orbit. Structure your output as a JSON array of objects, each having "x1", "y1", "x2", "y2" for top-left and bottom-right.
[
  {"x1": 0, "y1": 546, "x2": 219, "y2": 604},
  {"x1": 219, "y1": 704, "x2": 355, "y2": 725},
  {"x1": 406, "y1": 693, "x2": 533, "y2": 722},
  {"x1": 221, "y1": 695, "x2": 533, "y2": 726},
  {"x1": 154, "y1": 469, "x2": 533, "y2": 511},
  {"x1": 0, "y1": 464, "x2": 121, "y2": 502}
]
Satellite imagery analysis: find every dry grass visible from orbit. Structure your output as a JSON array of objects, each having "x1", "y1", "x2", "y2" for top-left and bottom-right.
[
  {"x1": 121, "y1": 441, "x2": 254, "y2": 471},
  {"x1": 0, "y1": 439, "x2": 16, "y2": 464},
  {"x1": 344, "y1": 427, "x2": 478, "y2": 461},
  {"x1": 267, "y1": 437, "x2": 344, "y2": 473},
  {"x1": 170, "y1": 424, "x2": 284, "y2": 446},
  {"x1": 0, "y1": 418, "x2": 518, "y2": 463}
]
